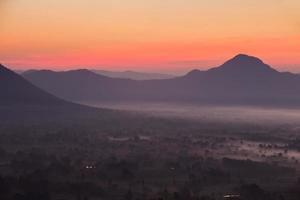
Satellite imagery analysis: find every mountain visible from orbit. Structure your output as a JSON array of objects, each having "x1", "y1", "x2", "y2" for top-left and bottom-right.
[
  {"x1": 23, "y1": 68, "x2": 185, "y2": 102},
  {"x1": 0, "y1": 64, "x2": 69, "y2": 106},
  {"x1": 0, "y1": 64, "x2": 108, "y2": 124},
  {"x1": 180, "y1": 54, "x2": 300, "y2": 105},
  {"x1": 23, "y1": 69, "x2": 130, "y2": 102},
  {"x1": 23, "y1": 54, "x2": 300, "y2": 107},
  {"x1": 91, "y1": 70, "x2": 175, "y2": 80}
]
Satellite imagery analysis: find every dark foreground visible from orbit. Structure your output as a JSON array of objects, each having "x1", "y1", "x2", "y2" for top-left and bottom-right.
[{"x1": 1, "y1": 107, "x2": 300, "y2": 200}]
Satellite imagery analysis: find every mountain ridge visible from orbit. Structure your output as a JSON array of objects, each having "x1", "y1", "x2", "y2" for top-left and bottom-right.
[
  {"x1": 23, "y1": 69, "x2": 175, "y2": 80},
  {"x1": 91, "y1": 69, "x2": 175, "y2": 80},
  {"x1": 22, "y1": 54, "x2": 300, "y2": 106}
]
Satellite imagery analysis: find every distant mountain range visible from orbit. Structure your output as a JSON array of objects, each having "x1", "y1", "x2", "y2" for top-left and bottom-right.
[
  {"x1": 22, "y1": 54, "x2": 300, "y2": 107},
  {"x1": 22, "y1": 69, "x2": 175, "y2": 80},
  {"x1": 91, "y1": 70, "x2": 175, "y2": 80}
]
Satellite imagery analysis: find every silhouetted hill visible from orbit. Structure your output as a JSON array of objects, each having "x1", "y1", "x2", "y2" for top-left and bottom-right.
[
  {"x1": 22, "y1": 69, "x2": 131, "y2": 101},
  {"x1": 0, "y1": 64, "x2": 69, "y2": 106},
  {"x1": 211, "y1": 54, "x2": 277, "y2": 74},
  {"x1": 23, "y1": 55, "x2": 300, "y2": 106},
  {"x1": 0, "y1": 64, "x2": 110, "y2": 123},
  {"x1": 180, "y1": 54, "x2": 300, "y2": 105},
  {"x1": 91, "y1": 70, "x2": 175, "y2": 80},
  {"x1": 184, "y1": 54, "x2": 277, "y2": 78}
]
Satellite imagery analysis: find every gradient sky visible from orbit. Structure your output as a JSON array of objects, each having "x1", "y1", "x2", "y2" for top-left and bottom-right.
[{"x1": 0, "y1": 0, "x2": 300, "y2": 74}]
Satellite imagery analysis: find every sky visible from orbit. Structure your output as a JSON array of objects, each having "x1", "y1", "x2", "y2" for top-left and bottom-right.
[{"x1": 0, "y1": 0, "x2": 300, "y2": 74}]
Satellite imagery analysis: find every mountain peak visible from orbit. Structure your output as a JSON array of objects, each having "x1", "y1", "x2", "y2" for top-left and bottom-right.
[
  {"x1": 211, "y1": 54, "x2": 277, "y2": 74},
  {"x1": 227, "y1": 54, "x2": 264, "y2": 65},
  {"x1": 185, "y1": 69, "x2": 202, "y2": 76}
]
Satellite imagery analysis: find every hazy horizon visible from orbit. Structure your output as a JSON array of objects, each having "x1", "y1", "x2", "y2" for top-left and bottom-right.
[{"x1": 8, "y1": 55, "x2": 300, "y2": 75}]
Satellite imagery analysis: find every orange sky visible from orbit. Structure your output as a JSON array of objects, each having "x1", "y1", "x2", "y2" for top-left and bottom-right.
[{"x1": 0, "y1": 0, "x2": 300, "y2": 74}]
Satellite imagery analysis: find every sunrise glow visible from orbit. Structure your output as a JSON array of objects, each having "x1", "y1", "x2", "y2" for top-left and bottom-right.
[{"x1": 0, "y1": 0, "x2": 300, "y2": 73}]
